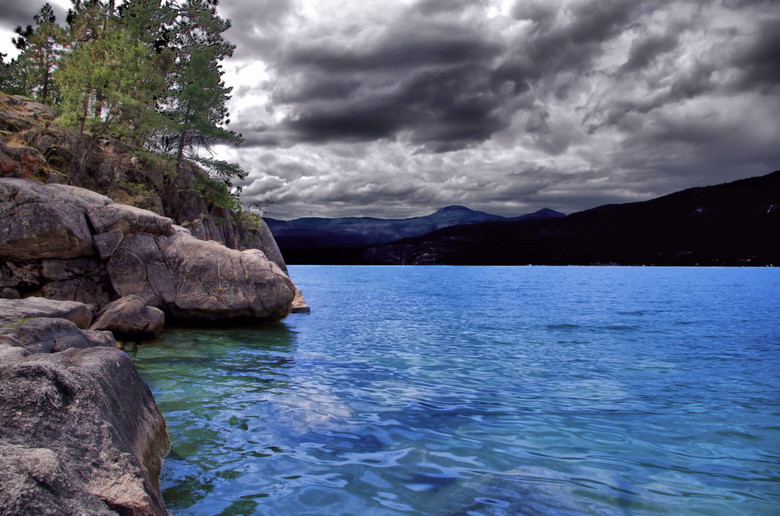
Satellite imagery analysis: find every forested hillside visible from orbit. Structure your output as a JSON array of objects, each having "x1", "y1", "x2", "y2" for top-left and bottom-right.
[{"x1": 1, "y1": 0, "x2": 245, "y2": 193}]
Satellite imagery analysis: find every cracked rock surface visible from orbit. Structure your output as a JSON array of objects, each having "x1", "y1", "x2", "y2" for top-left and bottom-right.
[
  {"x1": 1, "y1": 177, "x2": 297, "y2": 322},
  {"x1": 0, "y1": 317, "x2": 170, "y2": 515}
]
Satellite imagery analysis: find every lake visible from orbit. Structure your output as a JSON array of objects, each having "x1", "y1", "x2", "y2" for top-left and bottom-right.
[{"x1": 130, "y1": 266, "x2": 780, "y2": 515}]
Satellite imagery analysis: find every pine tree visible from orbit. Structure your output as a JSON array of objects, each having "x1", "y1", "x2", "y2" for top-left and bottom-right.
[
  {"x1": 0, "y1": 4, "x2": 64, "y2": 104},
  {"x1": 55, "y1": 0, "x2": 167, "y2": 141},
  {"x1": 160, "y1": 0, "x2": 244, "y2": 180},
  {"x1": 2, "y1": 0, "x2": 246, "y2": 197}
]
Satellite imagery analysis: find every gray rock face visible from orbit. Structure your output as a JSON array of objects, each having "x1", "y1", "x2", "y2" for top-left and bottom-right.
[
  {"x1": 1, "y1": 178, "x2": 298, "y2": 321},
  {"x1": 240, "y1": 221, "x2": 289, "y2": 274},
  {"x1": 0, "y1": 178, "x2": 108, "y2": 259},
  {"x1": 0, "y1": 318, "x2": 169, "y2": 515},
  {"x1": 291, "y1": 286, "x2": 311, "y2": 314},
  {"x1": 0, "y1": 317, "x2": 114, "y2": 353},
  {"x1": 0, "y1": 297, "x2": 93, "y2": 328},
  {"x1": 88, "y1": 203, "x2": 175, "y2": 236},
  {"x1": 90, "y1": 295, "x2": 165, "y2": 338},
  {"x1": 108, "y1": 231, "x2": 295, "y2": 320}
]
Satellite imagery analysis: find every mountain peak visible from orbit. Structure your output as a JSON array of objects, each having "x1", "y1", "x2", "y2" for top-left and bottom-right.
[{"x1": 434, "y1": 205, "x2": 473, "y2": 213}]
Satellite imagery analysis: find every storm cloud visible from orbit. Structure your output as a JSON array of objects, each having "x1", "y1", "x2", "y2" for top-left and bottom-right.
[
  {"x1": 2, "y1": 0, "x2": 778, "y2": 218},
  {"x1": 0, "y1": 0, "x2": 69, "y2": 43},
  {"x1": 214, "y1": 0, "x2": 779, "y2": 218}
]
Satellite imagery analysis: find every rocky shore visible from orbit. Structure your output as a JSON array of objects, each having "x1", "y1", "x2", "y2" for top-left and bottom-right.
[
  {"x1": 0, "y1": 302, "x2": 169, "y2": 515},
  {"x1": 0, "y1": 93, "x2": 308, "y2": 513}
]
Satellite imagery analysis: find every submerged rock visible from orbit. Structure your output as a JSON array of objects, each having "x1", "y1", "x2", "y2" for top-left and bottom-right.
[
  {"x1": 0, "y1": 317, "x2": 114, "y2": 353},
  {"x1": 0, "y1": 317, "x2": 170, "y2": 515}
]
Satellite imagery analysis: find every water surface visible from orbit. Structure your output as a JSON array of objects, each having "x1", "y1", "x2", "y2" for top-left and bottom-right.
[{"x1": 131, "y1": 266, "x2": 780, "y2": 515}]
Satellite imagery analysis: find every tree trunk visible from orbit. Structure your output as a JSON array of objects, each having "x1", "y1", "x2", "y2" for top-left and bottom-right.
[{"x1": 175, "y1": 102, "x2": 192, "y2": 175}]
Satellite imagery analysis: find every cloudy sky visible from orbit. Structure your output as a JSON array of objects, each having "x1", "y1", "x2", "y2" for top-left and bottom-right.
[{"x1": 2, "y1": 0, "x2": 779, "y2": 219}]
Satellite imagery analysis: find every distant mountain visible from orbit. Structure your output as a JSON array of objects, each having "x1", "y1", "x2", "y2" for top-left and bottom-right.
[
  {"x1": 265, "y1": 206, "x2": 565, "y2": 252},
  {"x1": 361, "y1": 171, "x2": 780, "y2": 266}
]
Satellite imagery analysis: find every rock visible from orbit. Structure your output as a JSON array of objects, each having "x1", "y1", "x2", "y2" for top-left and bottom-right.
[
  {"x1": 1, "y1": 177, "x2": 302, "y2": 322},
  {"x1": 94, "y1": 231, "x2": 124, "y2": 260},
  {"x1": 88, "y1": 203, "x2": 175, "y2": 236},
  {"x1": 0, "y1": 338, "x2": 169, "y2": 515},
  {"x1": 108, "y1": 231, "x2": 296, "y2": 320},
  {"x1": 0, "y1": 260, "x2": 42, "y2": 294},
  {"x1": 0, "y1": 317, "x2": 114, "y2": 353},
  {"x1": 41, "y1": 257, "x2": 103, "y2": 281},
  {"x1": 240, "y1": 220, "x2": 289, "y2": 274},
  {"x1": 38, "y1": 257, "x2": 113, "y2": 305},
  {"x1": 0, "y1": 142, "x2": 45, "y2": 178},
  {"x1": 105, "y1": 233, "x2": 174, "y2": 306},
  {"x1": 0, "y1": 108, "x2": 32, "y2": 132},
  {"x1": 0, "y1": 178, "x2": 110, "y2": 259},
  {"x1": 0, "y1": 297, "x2": 93, "y2": 329},
  {"x1": 90, "y1": 295, "x2": 165, "y2": 338},
  {"x1": 42, "y1": 277, "x2": 113, "y2": 306},
  {"x1": 1, "y1": 287, "x2": 20, "y2": 299},
  {"x1": 291, "y1": 286, "x2": 311, "y2": 314},
  {"x1": 161, "y1": 189, "x2": 207, "y2": 228}
]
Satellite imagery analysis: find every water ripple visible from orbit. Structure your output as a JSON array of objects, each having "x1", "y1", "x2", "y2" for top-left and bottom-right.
[{"x1": 132, "y1": 266, "x2": 780, "y2": 515}]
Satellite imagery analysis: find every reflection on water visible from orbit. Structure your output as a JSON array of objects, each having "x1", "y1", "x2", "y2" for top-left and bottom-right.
[{"x1": 132, "y1": 266, "x2": 780, "y2": 515}]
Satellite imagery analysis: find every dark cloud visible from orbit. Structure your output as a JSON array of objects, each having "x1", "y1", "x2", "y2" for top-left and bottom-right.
[
  {"x1": 284, "y1": 99, "x2": 407, "y2": 143},
  {"x1": 266, "y1": 16, "x2": 510, "y2": 151},
  {"x1": 244, "y1": 0, "x2": 670, "y2": 154},
  {"x1": 621, "y1": 32, "x2": 679, "y2": 72},
  {"x1": 220, "y1": 0, "x2": 293, "y2": 59},
  {"x1": 218, "y1": 0, "x2": 779, "y2": 219},
  {"x1": 0, "y1": 0, "x2": 41, "y2": 32},
  {"x1": 512, "y1": 0, "x2": 557, "y2": 28},
  {"x1": 504, "y1": 0, "x2": 658, "y2": 84},
  {"x1": 731, "y1": 17, "x2": 780, "y2": 93},
  {"x1": 283, "y1": 20, "x2": 502, "y2": 72}
]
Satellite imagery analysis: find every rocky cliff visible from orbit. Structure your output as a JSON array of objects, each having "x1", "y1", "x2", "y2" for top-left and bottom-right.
[
  {"x1": 0, "y1": 91, "x2": 307, "y2": 317},
  {"x1": 0, "y1": 92, "x2": 307, "y2": 513},
  {"x1": 0, "y1": 91, "x2": 288, "y2": 272},
  {"x1": 0, "y1": 178, "x2": 297, "y2": 322}
]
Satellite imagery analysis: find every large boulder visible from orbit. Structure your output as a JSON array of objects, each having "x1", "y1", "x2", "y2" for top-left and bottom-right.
[
  {"x1": 107, "y1": 230, "x2": 296, "y2": 320},
  {"x1": 0, "y1": 315, "x2": 169, "y2": 514},
  {"x1": 0, "y1": 178, "x2": 110, "y2": 259},
  {"x1": 0, "y1": 331, "x2": 169, "y2": 515},
  {"x1": 239, "y1": 220, "x2": 289, "y2": 274},
  {"x1": 0, "y1": 297, "x2": 93, "y2": 329},
  {"x1": 90, "y1": 295, "x2": 165, "y2": 338},
  {"x1": 1, "y1": 178, "x2": 301, "y2": 321}
]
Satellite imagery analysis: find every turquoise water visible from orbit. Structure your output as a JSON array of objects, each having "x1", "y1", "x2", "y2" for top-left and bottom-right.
[{"x1": 131, "y1": 266, "x2": 780, "y2": 515}]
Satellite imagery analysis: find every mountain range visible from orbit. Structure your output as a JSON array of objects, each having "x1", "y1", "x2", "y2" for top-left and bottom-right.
[
  {"x1": 268, "y1": 171, "x2": 780, "y2": 266},
  {"x1": 266, "y1": 206, "x2": 564, "y2": 250}
]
